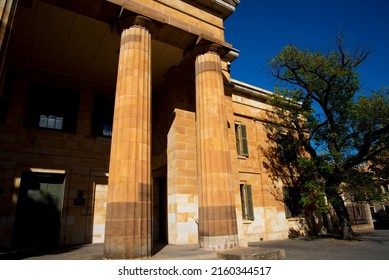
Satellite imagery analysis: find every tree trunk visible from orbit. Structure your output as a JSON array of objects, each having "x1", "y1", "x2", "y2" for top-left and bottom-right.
[
  {"x1": 332, "y1": 203, "x2": 353, "y2": 239},
  {"x1": 327, "y1": 190, "x2": 353, "y2": 239},
  {"x1": 324, "y1": 175, "x2": 354, "y2": 240}
]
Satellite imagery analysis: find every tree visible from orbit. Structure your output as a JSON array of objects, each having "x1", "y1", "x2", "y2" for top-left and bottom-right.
[
  {"x1": 370, "y1": 145, "x2": 389, "y2": 181},
  {"x1": 265, "y1": 39, "x2": 389, "y2": 239},
  {"x1": 369, "y1": 149, "x2": 389, "y2": 201}
]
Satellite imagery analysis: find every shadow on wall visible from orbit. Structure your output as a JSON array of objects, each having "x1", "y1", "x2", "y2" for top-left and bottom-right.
[{"x1": 12, "y1": 172, "x2": 64, "y2": 249}]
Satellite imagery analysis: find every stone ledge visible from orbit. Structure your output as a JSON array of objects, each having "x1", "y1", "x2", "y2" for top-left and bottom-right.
[{"x1": 217, "y1": 247, "x2": 285, "y2": 260}]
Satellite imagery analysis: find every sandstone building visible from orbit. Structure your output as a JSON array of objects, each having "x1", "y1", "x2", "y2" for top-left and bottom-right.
[{"x1": 0, "y1": 0, "x2": 304, "y2": 259}]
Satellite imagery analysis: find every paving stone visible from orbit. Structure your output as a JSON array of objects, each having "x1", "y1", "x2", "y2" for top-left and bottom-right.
[{"x1": 217, "y1": 247, "x2": 285, "y2": 260}]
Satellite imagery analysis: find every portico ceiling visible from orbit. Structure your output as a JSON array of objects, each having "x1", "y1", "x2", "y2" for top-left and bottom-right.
[{"x1": 9, "y1": 0, "x2": 184, "y2": 88}]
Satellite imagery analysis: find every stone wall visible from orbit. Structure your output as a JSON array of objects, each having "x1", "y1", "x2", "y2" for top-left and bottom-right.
[
  {"x1": 0, "y1": 66, "x2": 112, "y2": 247},
  {"x1": 231, "y1": 85, "x2": 289, "y2": 242},
  {"x1": 165, "y1": 68, "x2": 198, "y2": 245},
  {"x1": 108, "y1": 0, "x2": 225, "y2": 41},
  {"x1": 0, "y1": 66, "x2": 292, "y2": 249}
]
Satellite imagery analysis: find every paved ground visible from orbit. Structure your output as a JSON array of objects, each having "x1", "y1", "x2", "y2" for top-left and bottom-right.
[
  {"x1": 250, "y1": 230, "x2": 389, "y2": 260},
  {"x1": 1, "y1": 230, "x2": 388, "y2": 260}
]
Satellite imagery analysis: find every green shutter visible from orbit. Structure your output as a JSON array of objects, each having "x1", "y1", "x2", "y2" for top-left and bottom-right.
[
  {"x1": 235, "y1": 124, "x2": 241, "y2": 155},
  {"x1": 241, "y1": 125, "x2": 249, "y2": 156},
  {"x1": 283, "y1": 187, "x2": 292, "y2": 218},
  {"x1": 240, "y1": 184, "x2": 254, "y2": 221},
  {"x1": 235, "y1": 124, "x2": 249, "y2": 157},
  {"x1": 240, "y1": 184, "x2": 247, "y2": 219},
  {"x1": 246, "y1": 185, "x2": 254, "y2": 220}
]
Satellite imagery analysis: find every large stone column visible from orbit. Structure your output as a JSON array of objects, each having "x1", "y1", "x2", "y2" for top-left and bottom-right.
[
  {"x1": 104, "y1": 16, "x2": 153, "y2": 259},
  {"x1": 1, "y1": 0, "x2": 18, "y2": 95},
  {"x1": 195, "y1": 44, "x2": 238, "y2": 250}
]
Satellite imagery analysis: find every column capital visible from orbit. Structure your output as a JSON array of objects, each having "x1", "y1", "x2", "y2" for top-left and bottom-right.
[
  {"x1": 117, "y1": 14, "x2": 156, "y2": 35},
  {"x1": 190, "y1": 34, "x2": 233, "y2": 60},
  {"x1": 196, "y1": 42, "x2": 224, "y2": 56}
]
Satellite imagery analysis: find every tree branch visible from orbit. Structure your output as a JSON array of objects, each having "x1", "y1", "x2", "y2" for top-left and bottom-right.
[{"x1": 344, "y1": 124, "x2": 389, "y2": 169}]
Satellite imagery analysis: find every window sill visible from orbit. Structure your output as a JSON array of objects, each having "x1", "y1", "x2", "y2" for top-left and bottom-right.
[
  {"x1": 27, "y1": 127, "x2": 70, "y2": 135},
  {"x1": 95, "y1": 135, "x2": 112, "y2": 141},
  {"x1": 286, "y1": 217, "x2": 305, "y2": 221},
  {"x1": 237, "y1": 155, "x2": 248, "y2": 160}
]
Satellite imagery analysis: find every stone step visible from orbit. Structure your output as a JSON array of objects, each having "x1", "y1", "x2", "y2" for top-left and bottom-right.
[
  {"x1": 217, "y1": 247, "x2": 285, "y2": 260},
  {"x1": 150, "y1": 244, "x2": 218, "y2": 260}
]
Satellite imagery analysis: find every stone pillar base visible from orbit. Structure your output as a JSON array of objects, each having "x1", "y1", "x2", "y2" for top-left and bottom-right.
[
  {"x1": 103, "y1": 237, "x2": 151, "y2": 260},
  {"x1": 199, "y1": 235, "x2": 239, "y2": 250}
]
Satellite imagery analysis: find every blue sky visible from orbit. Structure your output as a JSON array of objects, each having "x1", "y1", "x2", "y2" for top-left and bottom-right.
[{"x1": 224, "y1": 0, "x2": 389, "y2": 93}]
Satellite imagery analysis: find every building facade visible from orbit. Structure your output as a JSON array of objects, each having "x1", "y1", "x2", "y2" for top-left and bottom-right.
[
  {"x1": 0, "y1": 0, "x2": 306, "y2": 259},
  {"x1": 372, "y1": 183, "x2": 389, "y2": 214}
]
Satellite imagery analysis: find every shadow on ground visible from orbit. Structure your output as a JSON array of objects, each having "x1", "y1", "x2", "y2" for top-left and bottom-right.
[{"x1": 0, "y1": 245, "x2": 84, "y2": 260}]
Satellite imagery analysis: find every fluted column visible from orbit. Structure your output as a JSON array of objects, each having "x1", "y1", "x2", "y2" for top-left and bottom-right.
[
  {"x1": 195, "y1": 44, "x2": 238, "y2": 250},
  {"x1": 0, "y1": 0, "x2": 16, "y2": 51},
  {"x1": 104, "y1": 16, "x2": 153, "y2": 259},
  {"x1": 1, "y1": 0, "x2": 17, "y2": 91}
]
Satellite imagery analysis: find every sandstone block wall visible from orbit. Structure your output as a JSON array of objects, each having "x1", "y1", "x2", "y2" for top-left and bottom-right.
[
  {"x1": 109, "y1": 0, "x2": 225, "y2": 41},
  {"x1": 0, "y1": 66, "x2": 113, "y2": 247},
  {"x1": 231, "y1": 87, "x2": 289, "y2": 241}
]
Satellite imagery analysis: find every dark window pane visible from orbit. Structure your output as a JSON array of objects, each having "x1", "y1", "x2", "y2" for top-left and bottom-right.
[
  {"x1": 283, "y1": 186, "x2": 303, "y2": 218},
  {"x1": 24, "y1": 82, "x2": 79, "y2": 133},
  {"x1": 92, "y1": 94, "x2": 114, "y2": 137}
]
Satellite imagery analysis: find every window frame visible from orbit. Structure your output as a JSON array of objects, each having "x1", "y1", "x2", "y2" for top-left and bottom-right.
[
  {"x1": 39, "y1": 115, "x2": 64, "y2": 130},
  {"x1": 283, "y1": 186, "x2": 303, "y2": 219},
  {"x1": 277, "y1": 132, "x2": 297, "y2": 163},
  {"x1": 235, "y1": 123, "x2": 249, "y2": 157},
  {"x1": 91, "y1": 94, "x2": 114, "y2": 138},
  {"x1": 240, "y1": 184, "x2": 254, "y2": 221},
  {"x1": 24, "y1": 82, "x2": 80, "y2": 133}
]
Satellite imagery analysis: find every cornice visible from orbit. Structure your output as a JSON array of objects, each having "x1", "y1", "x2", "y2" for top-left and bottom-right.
[
  {"x1": 180, "y1": 0, "x2": 240, "y2": 19},
  {"x1": 212, "y1": 0, "x2": 240, "y2": 12}
]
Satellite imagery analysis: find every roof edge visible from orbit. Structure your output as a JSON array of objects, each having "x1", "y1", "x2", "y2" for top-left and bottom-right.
[{"x1": 231, "y1": 79, "x2": 274, "y2": 99}]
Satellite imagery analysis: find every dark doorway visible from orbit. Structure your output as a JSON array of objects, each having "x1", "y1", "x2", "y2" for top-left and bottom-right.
[
  {"x1": 152, "y1": 177, "x2": 167, "y2": 254},
  {"x1": 13, "y1": 172, "x2": 65, "y2": 249}
]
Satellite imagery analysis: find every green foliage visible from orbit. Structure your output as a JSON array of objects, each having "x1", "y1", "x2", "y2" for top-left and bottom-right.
[
  {"x1": 263, "y1": 39, "x2": 389, "y2": 238},
  {"x1": 342, "y1": 168, "x2": 386, "y2": 203},
  {"x1": 296, "y1": 158, "x2": 327, "y2": 212},
  {"x1": 370, "y1": 149, "x2": 389, "y2": 180}
]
